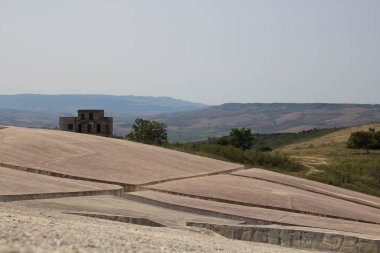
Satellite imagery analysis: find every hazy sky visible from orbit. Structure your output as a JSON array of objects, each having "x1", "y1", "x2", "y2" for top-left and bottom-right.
[{"x1": 0, "y1": 0, "x2": 379, "y2": 105}]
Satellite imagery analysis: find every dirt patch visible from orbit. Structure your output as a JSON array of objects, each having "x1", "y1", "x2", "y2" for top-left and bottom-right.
[
  {"x1": 290, "y1": 156, "x2": 329, "y2": 165},
  {"x1": 0, "y1": 203, "x2": 316, "y2": 253}
]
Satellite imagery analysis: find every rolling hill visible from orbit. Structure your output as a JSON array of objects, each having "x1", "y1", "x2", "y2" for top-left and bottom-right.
[
  {"x1": 279, "y1": 123, "x2": 380, "y2": 196},
  {"x1": 1, "y1": 96, "x2": 380, "y2": 140},
  {"x1": 152, "y1": 103, "x2": 380, "y2": 141},
  {"x1": 0, "y1": 94, "x2": 207, "y2": 136}
]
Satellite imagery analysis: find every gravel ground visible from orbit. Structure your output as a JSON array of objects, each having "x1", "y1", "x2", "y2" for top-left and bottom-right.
[{"x1": 0, "y1": 203, "x2": 319, "y2": 253}]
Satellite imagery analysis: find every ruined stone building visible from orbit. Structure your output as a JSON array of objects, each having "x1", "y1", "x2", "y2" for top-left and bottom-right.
[{"x1": 59, "y1": 110, "x2": 113, "y2": 137}]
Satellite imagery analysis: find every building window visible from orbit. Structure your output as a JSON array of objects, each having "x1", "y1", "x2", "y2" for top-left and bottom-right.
[
  {"x1": 89, "y1": 113, "x2": 94, "y2": 120},
  {"x1": 80, "y1": 113, "x2": 85, "y2": 120},
  {"x1": 88, "y1": 124, "x2": 92, "y2": 133},
  {"x1": 68, "y1": 124, "x2": 73, "y2": 131},
  {"x1": 97, "y1": 124, "x2": 101, "y2": 133}
]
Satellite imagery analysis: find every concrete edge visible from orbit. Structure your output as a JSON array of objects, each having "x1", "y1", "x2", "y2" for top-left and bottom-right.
[
  {"x1": 231, "y1": 173, "x2": 380, "y2": 210},
  {"x1": 0, "y1": 162, "x2": 132, "y2": 191},
  {"x1": 187, "y1": 221, "x2": 380, "y2": 253},
  {"x1": 140, "y1": 187, "x2": 379, "y2": 225},
  {"x1": 136, "y1": 166, "x2": 245, "y2": 189},
  {"x1": 125, "y1": 193, "x2": 282, "y2": 226},
  {"x1": 0, "y1": 188, "x2": 124, "y2": 202},
  {"x1": 66, "y1": 212, "x2": 165, "y2": 227},
  {"x1": 0, "y1": 162, "x2": 244, "y2": 193}
]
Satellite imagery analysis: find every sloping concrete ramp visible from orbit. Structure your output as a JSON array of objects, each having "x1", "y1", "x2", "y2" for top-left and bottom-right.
[
  {"x1": 2, "y1": 126, "x2": 380, "y2": 252},
  {"x1": 233, "y1": 168, "x2": 380, "y2": 209},
  {"x1": 0, "y1": 167, "x2": 123, "y2": 201},
  {"x1": 0, "y1": 127, "x2": 242, "y2": 190},
  {"x1": 15, "y1": 195, "x2": 244, "y2": 228},
  {"x1": 144, "y1": 174, "x2": 380, "y2": 225},
  {"x1": 126, "y1": 191, "x2": 380, "y2": 237}
]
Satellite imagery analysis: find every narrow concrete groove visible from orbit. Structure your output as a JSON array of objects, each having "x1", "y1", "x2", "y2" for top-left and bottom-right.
[
  {"x1": 0, "y1": 161, "x2": 245, "y2": 193},
  {"x1": 0, "y1": 162, "x2": 131, "y2": 191},
  {"x1": 66, "y1": 213, "x2": 165, "y2": 227},
  {"x1": 143, "y1": 188, "x2": 380, "y2": 225},
  {"x1": 0, "y1": 189, "x2": 124, "y2": 202},
  {"x1": 231, "y1": 173, "x2": 380, "y2": 210},
  {"x1": 137, "y1": 166, "x2": 245, "y2": 189},
  {"x1": 125, "y1": 193, "x2": 290, "y2": 226}
]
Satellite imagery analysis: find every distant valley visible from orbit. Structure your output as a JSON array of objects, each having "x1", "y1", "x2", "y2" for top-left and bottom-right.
[
  {"x1": 1, "y1": 95, "x2": 380, "y2": 141},
  {"x1": 152, "y1": 103, "x2": 380, "y2": 141}
]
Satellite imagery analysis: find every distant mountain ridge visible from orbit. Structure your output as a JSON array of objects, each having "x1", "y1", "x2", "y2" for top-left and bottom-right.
[
  {"x1": 0, "y1": 94, "x2": 207, "y2": 114},
  {"x1": 1, "y1": 96, "x2": 380, "y2": 141}
]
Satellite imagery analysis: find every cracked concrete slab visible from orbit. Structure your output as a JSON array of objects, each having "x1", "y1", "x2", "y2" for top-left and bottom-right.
[
  {"x1": 0, "y1": 167, "x2": 123, "y2": 201},
  {"x1": 0, "y1": 127, "x2": 242, "y2": 189},
  {"x1": 145, "y1": 174, "x2": 380, "y2": 225}
]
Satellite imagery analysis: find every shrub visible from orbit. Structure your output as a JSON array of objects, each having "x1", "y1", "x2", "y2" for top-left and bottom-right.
[
  {"x1": 165, "y1": 143, "x2": 304, "y2": 172},
  {"x1": 229, "y1": 128, "x2": 254, "y2": 150},
  {"x1": 347, "y1": 131, "x2": 374, "y2": 153},
  {"x1": 127, "y1": 118, "x2": 167, "y2": 145},
  {"x1": 259, "y1": 146, "x2": 272, "y2": 152}
]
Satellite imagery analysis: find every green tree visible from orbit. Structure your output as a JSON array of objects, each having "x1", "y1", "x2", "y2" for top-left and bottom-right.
[
  {"x1": 127, "y1": 118, "x2": 168, "y2": 145},
  {"x1": 347, "y1": 131, "x2": 375, "y2": 153},
  {"x1": 229, "y1": 127, "x2": 254, "y2": 150},
  {"x1": 216, "y1": 136, "x2": 230, "y2": 146},
  {"x1": 372, "y1": 131, "x2": 380, "y2": 149}
]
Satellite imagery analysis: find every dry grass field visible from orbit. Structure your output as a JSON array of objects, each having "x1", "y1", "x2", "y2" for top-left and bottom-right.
[
  {"x1": 280, "y1": 123, "x2": 380, "y2": 164},
  {"x1": 278, "y1": 123, "x2": 380, "y2": 196}
]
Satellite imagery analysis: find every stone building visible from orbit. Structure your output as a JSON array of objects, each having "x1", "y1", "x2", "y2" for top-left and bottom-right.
[{"x1": 59, "y1": 110, "x2": 113, "y2": 137}]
